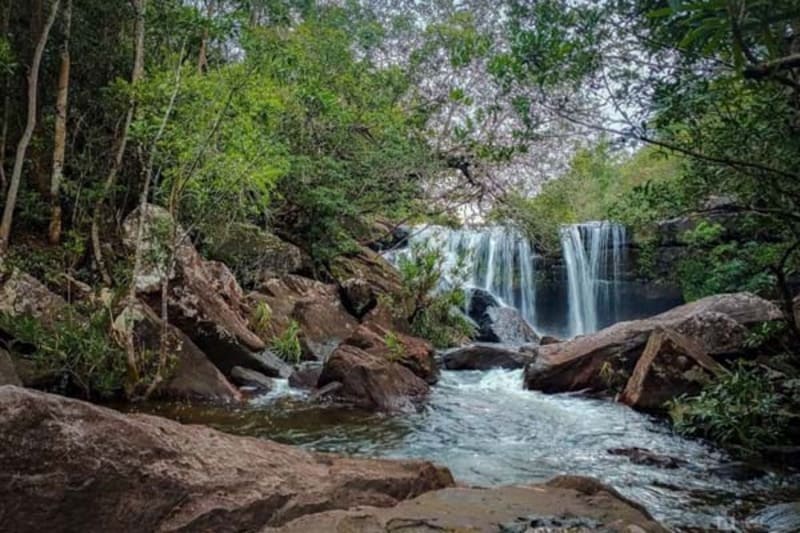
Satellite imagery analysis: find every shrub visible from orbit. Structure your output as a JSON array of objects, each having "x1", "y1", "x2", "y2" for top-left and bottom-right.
[
  {"x1": 249, "y1": 301, "x2": 273, "y2": 338},
  {"x1": 272, "y1": 320, "x2": 302, "y2": 363},
  {"x1": 669, "y1": 362, "x2": 790, "y2": 454},
  {"x1": 0, "y1": 308, "x2": 128, "y2": 400},
  {"x1": 383, "y1": 331, "x2": 406, "y2": 362}
]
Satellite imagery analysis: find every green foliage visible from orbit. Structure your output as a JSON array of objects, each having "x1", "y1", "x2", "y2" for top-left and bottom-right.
[
  {"x1": 383, "y1": 331, "x2": 405, "y2": 363},
  {"x1": 744, "y1": 321, "x2": 787, "y2": 351},
  {"x1": 669, "y1": 362, "x2": 791, "y2": 454},
  {"x1": 271, "y1": 320, "x2": 302, "y2": 364},
  {"x1": 0, "y1": 308, "x2": 127, "y2": 400},
  {"x1": 249, "y1": 301, "x2": 273, "y2": 338},
  {"x1": 394, "y1": 242, "x2": 474, "y2": 348}
]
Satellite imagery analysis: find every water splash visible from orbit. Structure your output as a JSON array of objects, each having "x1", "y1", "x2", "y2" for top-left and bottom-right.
[{"x1": 561, "y1": 221, "x2": 628, "y2": 336}]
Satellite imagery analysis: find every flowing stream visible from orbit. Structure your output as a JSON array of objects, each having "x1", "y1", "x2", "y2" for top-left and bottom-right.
[{"x1": 129, "y1": 370, "x2": 795, "y2": 531}]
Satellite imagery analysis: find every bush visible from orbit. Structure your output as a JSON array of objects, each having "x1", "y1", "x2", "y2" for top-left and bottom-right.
[
  {"x1": 272, "y1": 320, "x2": 302, "y2": 363},
  {"x1": 669, "y1": 362, "x2": 790, "y2": 454},
  {"x1": 0, "y1": 307, "x2": 128, "y2": 400}
]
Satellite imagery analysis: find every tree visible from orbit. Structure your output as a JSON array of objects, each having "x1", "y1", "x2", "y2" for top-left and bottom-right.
[{"x1": 48, "y1": 0, "x2": 72, "y2": 245}]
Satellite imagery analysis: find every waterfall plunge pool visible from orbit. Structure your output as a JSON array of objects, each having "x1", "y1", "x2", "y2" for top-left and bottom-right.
[{"x1": 122, "y1": 369, "x2": 798, "y2": 531}]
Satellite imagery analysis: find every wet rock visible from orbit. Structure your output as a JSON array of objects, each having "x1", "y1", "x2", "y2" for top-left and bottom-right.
[
  {"x1": 607, "y1": 447, "x2": 688, "y2": 469},
  {"x1": 619, "y1": 328, "x2": 723, "y2": 412},
  {"x1": 204, "y1": 222, "x2": 309, "y2": 287},
  {"x1": 250, "y1": 275, "x2": 358, "y2": 360},
  {"x1": 540, "y1": 335, "x2": 563, "y2": 346},
  {"x1": 268, "y1": 476, "x2": 666, "y2": 533},
  {"x1": 0, "y1": 269, "x2": 67, "y2": 326},
  {"x1": 113, "y1": 300, "x2": 242, "y2": 402},
  {"x1": 746, "y1": 501, "x2": 800, "y2": 533},
  {"x1": 442, "y1": 343, "x2": 533, "y2": 370},
  {"x1": 122, "y1": 204, "x2": 267, "y2": 375},
  {"x1": 230, "y1": 366, "x2": 272, "y2": 392},
  {"x1": 710, "y1": 462, "x2": 767, "y2": 481},
  {"x1": 0, "y1": 386, "x2": 453, "y2": 532},
  {"x1": 288, "y1": 362, "x2": 323, "y2": 389},
  {"x1": 763, "y1": 446, "x2": 800, "y2": 469},
  {"x1": 251, "y1": 350, "x2": 293, "y2": 378},
  {"x1": 524, "y1": 293, "x2": 781, "y2": 395},
  {"x1": 318, "y1": 344, "x2": 429, "y2": 412},
  {"x1": 310, "y1": 381, "x2": 343, "y2": 402},
  {"x1": 344, "y1": 322, "x2": 438, "y2": 384},
  {"x1": 339, "y1": 277, "x2": 377, "y2": 319},
  {"x1": 467, "y1": 288, "x2": 539, "y2": 345},
  {"x1": 0, "y1": 348, "x2": 21, "y2": 386}
]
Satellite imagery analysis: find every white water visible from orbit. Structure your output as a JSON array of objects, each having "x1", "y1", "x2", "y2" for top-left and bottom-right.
[
  {"x1": 561, "y1": 221, "x2": 628, "y2": 337},
  {"x1": 390, "y1": 226, "x2": 537, "y2": 325}
]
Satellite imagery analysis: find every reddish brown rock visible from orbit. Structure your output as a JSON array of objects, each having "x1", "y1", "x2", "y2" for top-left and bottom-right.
[
  {"x1": 619, "y1": 328, "x2": 723, "y2": 412},
  {"x1": 344, "y1": 322, "x2": 438, "y2": 384},
  {"x1": 524, "y1": 292, "x2": 781, "y2": 395},
  {"x1": 0, "y1": 386, "x2": 453, "y2": 533},
  {"x1": 442, "y1": 343, "x2": 533, "y2": 371},
  {"x1": 318, "y1": 344, "x2": 429, "y2": 412},
  {"x1": 267, "y1": 476, "x2": 666, "y2": 533}
]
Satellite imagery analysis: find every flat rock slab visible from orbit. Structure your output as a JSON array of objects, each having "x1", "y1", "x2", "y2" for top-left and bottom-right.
[
  {"x1": 265, "y1": 477, "x2": 667, "y2": 532},
  {"x1": 442, "y1": 343, "x2": 532, "y2": 370},
  {"x1": 0, "y1": 386, "x2": 453, "y2": 533}
]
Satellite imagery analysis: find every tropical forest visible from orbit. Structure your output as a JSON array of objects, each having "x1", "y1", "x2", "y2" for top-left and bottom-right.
[{"x1": 1, "y1": 1, "x2": 800, "y2": 531}]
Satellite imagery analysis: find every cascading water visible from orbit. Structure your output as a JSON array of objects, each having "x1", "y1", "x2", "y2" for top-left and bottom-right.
[
  {"x1": 393, "y1": 226, "x2": 537, "y2": 325},
  {"x1": 560, "y1": 221, "x2": 628, "y2": 337}
]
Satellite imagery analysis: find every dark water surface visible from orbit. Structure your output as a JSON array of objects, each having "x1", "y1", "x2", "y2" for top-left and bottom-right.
[{"x1": 123, "y1": 369, "x2": 798, "y2": 531}]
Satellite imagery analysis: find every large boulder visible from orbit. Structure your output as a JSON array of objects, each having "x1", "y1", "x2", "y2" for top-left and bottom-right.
[
  {"x1": 344, "y1": 322, "x2": 438, "y2": 384},
  {"x1": 123, "y1": 205, "x2": 267, "y2": 375},
  {"x1": 330, "y1": 246, "x2": 403, "y2": 317},
  {"x1": 0, "y1": 386, "x2": 453, "y2": 532},
  {"x1": 113, "y1": 301, "x2": 242, "y2": 402},
  {"x1": 230, "y1": 366, "x2": 273, "y2": 393},
  {"x1": 619, "y1": 328, "x2": 723, "y2": 412},
  {"x1": 442, "y1": 343, "x2": 533, "y2": 371},
  {"x1": 0, "y1": 269, "x2": 67, "y2": 325},
  {"x1": 524, "y1": 292, "x2": 782, "y2": 394},
  {"x1": 317, "y1": 344, "x2": 430, "y2": 412},
  {"x1": 204, "y1": 222, "x2": 309, "y2": 287},
  {"x1": 249, "y1": 275, "x2": 358, "y2": 360},
  {"x1": 339, "y1": 277, "x2": 376, "y2": 319},
  {"x1": 268, "y1": 475, "x2": 666, "y2": 533},
  {"x1": 466, "y1": 288, "x2": 539, "y2": 345}
]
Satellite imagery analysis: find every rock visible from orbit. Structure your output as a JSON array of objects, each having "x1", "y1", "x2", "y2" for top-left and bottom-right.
[
  {"x1": 122, "y1": 205, "x2": 267, "y2": 375},
  {"x1": 204, "y1": 222, "x2": 308, "y2": 287},
  {"x1": 0, "y1": 347, "x2": 21, "y2": 386},
  {"x1": 251, "y1": 350, "x2": 293, "y2": 378},
  {"x1": 540, "y1": 335, "x2": 563, "y2": 346},
  {"x1": 339, "y1": 277, "x2": 376, "y2": 319},
  {"x1": 607, "y1": 447, "x2": 687, "y2": 469},
  {"x1": 267, "y1": 476, "x2": 666, "y2": 533},
  {"x1": 331, "y1": 246, "x2": 403, "y2": 295},
  {"x1": 113, "y1": 301, "x2": 242, "y2": 402},
  {"x1": 466, "y1": 288, "x2": 538, "y2": 345},
  {"x1": 442, "y1": 343, "x2": 533, "y2": 370},
  {"x1": 0, "y1": 386, "x2": 453, "y2": 532},
  {"x1": 250, "y1": 275, "x2": 358, "y2": 360},
  {"x1": 309, "y1": 381, "x2": 343, "y2": 402},
  {"x1": 364, "y1": 217, "x2": 409, "y2": 252},
  {"x1": 230, "y1": 366, "x2": 273, "y2": 392},
  {"x1": 318, "y1": 344, "x2": 429, "y2": 412},
  {"x1": 619, "y1": 328, "x2": 723, "y2": 412},
  {"x1": 709, "y1": 462, "x2": 767, "y2": 481},
  {"x1": 524, "y1": 292, "x2": 781, "y2": 395},
  {"x1": 288, "y1": 362, "x2": 323, "y2": 389},
  {"x1": 0, "y1": 269, "x2": 67, "y2": 326},
  {"x1": 762, "y1": 446, "x2": 800, "y2": 469},
  {"x1": 746, "y1": 502, "x2": 800, "y2": 533},
  {"x1": 344, "y1": 322, "x2": 438, "y2": 384}
]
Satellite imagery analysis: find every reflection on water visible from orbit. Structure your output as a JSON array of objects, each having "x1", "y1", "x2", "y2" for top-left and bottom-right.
[{"x1": 122, "y1": 369, "x2": 798, "y2": 530}]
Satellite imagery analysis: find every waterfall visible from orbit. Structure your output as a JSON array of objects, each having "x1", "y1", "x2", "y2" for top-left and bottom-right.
[
  {"x1": 390, "y1": 226, "x2": 538, "y2": 325},
  {"x1": 560, "y1": 221, "x2": 627, "y2": 336}
]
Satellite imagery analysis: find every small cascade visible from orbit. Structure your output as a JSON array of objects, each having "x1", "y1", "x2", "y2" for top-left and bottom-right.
[
  {"x1": 560, "y1": 221, "x2": 628, "y2": 336},
  {"x1": 393, "y1": 226, "x2": 537, "y2": 325}
]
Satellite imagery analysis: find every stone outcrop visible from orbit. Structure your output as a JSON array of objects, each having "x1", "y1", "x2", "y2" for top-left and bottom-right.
[
  {"x1": 466, "y1": 288, "x2": 538, "y2": 345},
  {"x1": 0, "y1": 386, "x2": 453, "y2": 533},
  {"x1": 619, "y1": 328, "x2": 723, "y2": 411},
  {"x1": 318, "y1": 344, "x2": 430, "y2": 412},
  {"x1": 331, "y1": 246, "x2": 403, "y2": 296},
  {"x1": 363, "y1": 217, "x2": 409, "y2": 252},
  {"x1": 230, "y1": 366, "x2": 273, "y2": 392},
  {"x1": 524, "y1": 292, "x2": 782, "y2": 395},
  {"x1": 442, "y1": 343, "x2": 533, "y2": 371},
  {"x1": 339, "y1": 277, "x2": 377, "y2": 319},
  {"x1": 114, "y1": 300, "x2": 242, "y2": 402},
  {"x1": 249, "y1": 275, "x2": 358, "y2": 360},
  {"x1": 0, "y1": 268, "x2": 67, "y2": 325},
  {"x1": 344, "y1": 322, "x2": 438, "y2": 384},
  {"x1": 267, "y1": 475, "x2": 666, "y2": 533},
  {"x1": 123, "y1": 205, "x2": 266, "y2": 376},
  {"x1": 204, "y1": 222, "x2": 308, "y2": 287},
  {"x1": 288, "y1": 362, "x2": 323, "y2": 389}
]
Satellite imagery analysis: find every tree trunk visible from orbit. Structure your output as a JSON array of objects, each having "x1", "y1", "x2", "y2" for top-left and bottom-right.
[
  {"x1": 91, "y1": 0, "x2": 146, "y2": 284},
  {"x1": 0, "y1": 0, "x2": 60, "y2": 254},
  {"x1": 0, "y1": 0, "x2": 13, "y2": 190},
  {"x1": 48, "y1": 0, "x2": 72, "y2": 245}
]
